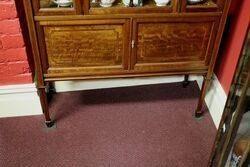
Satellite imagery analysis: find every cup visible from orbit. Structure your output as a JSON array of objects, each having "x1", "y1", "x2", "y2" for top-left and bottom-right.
[
  {"x1": 100, "y1": 0, "x2": 116, "y2": 7},
  {"x1": 154, "y1": 0, "x2": 170, "y2": 6}
]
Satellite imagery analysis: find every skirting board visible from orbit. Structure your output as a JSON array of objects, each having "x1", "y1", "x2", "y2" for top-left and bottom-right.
[
  {"x1": 0, "y1": 75, "x2": 227, "y2": 129},
  {"x1": 54, "y1": 75, "x2": 198, "y2": 92},
  {"x1": 196, "y1": 75, "x2": 227, "y2": 128},
  {"x1": 0, "y1": 83, "x2": 43, "y2": 118}
]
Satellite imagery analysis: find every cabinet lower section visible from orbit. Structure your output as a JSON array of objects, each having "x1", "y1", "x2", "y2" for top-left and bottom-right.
[{"x1": 38, "y1": 15, "x2": 218, "y2": 80}]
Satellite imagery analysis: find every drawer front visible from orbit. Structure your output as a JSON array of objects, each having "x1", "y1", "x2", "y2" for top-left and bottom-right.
[
  {"x1": 132, "y1": 17, "x2": 218, "y2": 72},
  {"x1": 39, "y1": 20, "x2": 130, "y2": 78}
]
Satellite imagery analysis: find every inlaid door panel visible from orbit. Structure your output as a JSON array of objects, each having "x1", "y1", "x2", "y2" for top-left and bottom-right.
[
  {"x1": 132, "y1": 17, "x2": 218, "y2": 73},
  {"x1": 39, "y1": 19, "x2": 130, "y2": 78}
]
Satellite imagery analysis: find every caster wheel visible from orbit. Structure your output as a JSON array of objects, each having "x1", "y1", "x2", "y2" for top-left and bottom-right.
[
  {"x1": 183, "y1": 81, "x2": 190, "y2": 88},
  {"x1": 45, "y1": 121, "x2": 54, "y2": 128},
  {"x1": 195, "y1": 111, "x2": 204, "y2": 118}
]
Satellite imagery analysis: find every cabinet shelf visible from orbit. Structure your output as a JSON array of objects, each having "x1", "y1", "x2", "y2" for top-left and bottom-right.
[
  {"x1": 40, "y1": 0, "x2": 74, "y2": 8},
  {"x1": 89, "y1": 0, "x2": 172, "y2": 15},
  {"x1": 35, "y1": 0, "x2": 81, "y2": 15}
]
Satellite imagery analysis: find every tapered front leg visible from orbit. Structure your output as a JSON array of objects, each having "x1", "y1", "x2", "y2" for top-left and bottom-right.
[
  {"x1": 195, "y1": 75, "x2": 211, "y2": 118},
  {"x1": 183, "y1": 74, "x2": 190, "y2": 88},
  {"x1": 38, "y1": 86, "x2": 53, "y2": 127}
]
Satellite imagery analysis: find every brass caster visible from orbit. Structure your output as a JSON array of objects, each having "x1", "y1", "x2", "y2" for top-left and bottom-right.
[
  {"x1": 183, "y1": 80, "x2": 190, "y2": 88},
  {"x1": 194, "y1": 111, "x2": 204, "y2": 120},
  {"x1": 45, "y1": 120, "x2": 55, "y2": 128}
]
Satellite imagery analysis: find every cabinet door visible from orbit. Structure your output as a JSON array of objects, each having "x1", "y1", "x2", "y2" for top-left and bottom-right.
[
  {"x1": 131, "y1": 16, "x2": 218, "y2": 73},
  {"x1": 38, "y1": 19, "x2": 130, "y2": 79}
]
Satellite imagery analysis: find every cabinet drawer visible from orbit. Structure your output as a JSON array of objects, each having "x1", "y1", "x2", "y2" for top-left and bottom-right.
[
  {"x1": 39, "y1": 20, "x2": 130, "y2": 78},
  {"x1": 132, "y1": 17, "x2": 218, "y2": 73}
]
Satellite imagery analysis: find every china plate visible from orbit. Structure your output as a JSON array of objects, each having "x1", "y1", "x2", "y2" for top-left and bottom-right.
[{"x1": 53, "y1": 0, "x2": 73, "y2": 7}]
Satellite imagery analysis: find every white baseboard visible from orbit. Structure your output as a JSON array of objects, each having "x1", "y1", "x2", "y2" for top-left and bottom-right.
[
  {"x1": 196, "y1": 75, "x2": 227, "y2": 128},
  {"x1": 0, "y1": 75, "x2": 227, "y2": 129},
  {"x1": 54, "y1": 75, "x2": 198, "y2": 92},
  {"x1": 0, "y1": 83, "x2": 43, "y2": 118}
]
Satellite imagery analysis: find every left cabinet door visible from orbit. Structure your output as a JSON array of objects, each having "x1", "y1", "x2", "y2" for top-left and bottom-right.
[{"x1": 37, "y1": 19, "x2": 130, "y2": 80}]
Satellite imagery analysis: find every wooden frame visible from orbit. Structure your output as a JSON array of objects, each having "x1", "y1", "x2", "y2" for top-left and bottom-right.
[
  {"x1": 23, "y1": 0, "x2": 232, "y2": 127},
  {"x1": 208, "y1": 28, "x2": 250, "y2": 167}
]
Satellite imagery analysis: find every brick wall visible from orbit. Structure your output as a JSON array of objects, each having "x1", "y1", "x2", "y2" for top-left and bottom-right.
[{"x1": 0, "y1": 0, "x2": 32, "y2": 85}]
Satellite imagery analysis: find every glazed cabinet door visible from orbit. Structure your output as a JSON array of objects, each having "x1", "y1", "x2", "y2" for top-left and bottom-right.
[
  {"x1": 131, "y1": 16, "x2": 219, "y2": 73},
  {"x1": 37, "y1": 19, "x2": 130, "y2": 79}
]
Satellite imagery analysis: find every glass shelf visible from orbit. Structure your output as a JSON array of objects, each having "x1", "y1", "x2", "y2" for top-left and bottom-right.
[
  {"x1": 34, "y1": 0, "x2": 220, "y2": 16},
  {"x1": 90, "y1": 0, "x2": 159, "y2": 8},
  {"x1": 33, "y1": 0, "x2": 81, "y2": 15},
  {"x1": 40, "y1": 0, "x2": 74, "y2": 8},
  {"x1": 89, "y1": 0, "x2": 172, "y2": 15}
]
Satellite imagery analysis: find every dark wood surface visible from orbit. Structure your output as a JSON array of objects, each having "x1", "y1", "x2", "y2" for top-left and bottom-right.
[
  {"x1": 208, "y1": 29, "x2": 250, "y2": 167},
  {"x1": 23, "y1": 0, "x2": 232, "y2": 129}
]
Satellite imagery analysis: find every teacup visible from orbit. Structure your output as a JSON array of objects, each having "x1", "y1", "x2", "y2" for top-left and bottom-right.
[
  {"x1": 154, "y1": 0, "x2": 170, "y2": 6},
  {"x1": 54, "y1": 0, "x2": 73, "y2": 7},
  {"x1": 123, "y1": 0, "x2": 142, "y2": 6},
  {"x1": 100, "y1": 0, "x2": 116, "y2": 7}
]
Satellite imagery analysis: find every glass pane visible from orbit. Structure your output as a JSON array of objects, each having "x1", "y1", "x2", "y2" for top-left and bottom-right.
[{"x1": 40, "y1": 0, "x2": 74, "y2": 8}]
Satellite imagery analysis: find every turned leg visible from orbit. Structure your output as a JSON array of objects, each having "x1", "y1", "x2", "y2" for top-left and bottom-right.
[
  {"x1": 195, "y1": 75, "x2": 211, "y2": 118},
  {"x1": 183, "y1": 74, "x2": 190, "y2": 88},
  {"x1": 38, "y1": 86, "x2": 54, "y2": 127},
  {"x1": 46, "y1": 82, "x2": 55, "y2": 102}
]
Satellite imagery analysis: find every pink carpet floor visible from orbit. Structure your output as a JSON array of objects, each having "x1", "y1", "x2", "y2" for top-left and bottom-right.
[{"x1": 0, "y1": 82, "x2": 216, "y2": 167}]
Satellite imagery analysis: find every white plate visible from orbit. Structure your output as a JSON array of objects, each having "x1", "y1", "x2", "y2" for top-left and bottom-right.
[{"x1": 53, "y1": 0, "x2": 73, "y2": 7}]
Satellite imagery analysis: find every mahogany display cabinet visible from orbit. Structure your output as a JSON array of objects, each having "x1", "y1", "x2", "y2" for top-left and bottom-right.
[{"x1": 23, "y1": 0, "x2": 232, "y2": 127}]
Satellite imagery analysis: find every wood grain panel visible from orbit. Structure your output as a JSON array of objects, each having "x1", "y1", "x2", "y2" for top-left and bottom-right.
[
  {"x1": 43, "y1": 21, "x2": 129, "y2": 75},
  {"x1": 132, "y1": 19, "x2": 215, "y2": 72}
]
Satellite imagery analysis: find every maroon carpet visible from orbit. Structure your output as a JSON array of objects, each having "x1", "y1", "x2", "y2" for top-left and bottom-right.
[{"x1": 0, "y1": 82, "x2": 216, "y2": 167}]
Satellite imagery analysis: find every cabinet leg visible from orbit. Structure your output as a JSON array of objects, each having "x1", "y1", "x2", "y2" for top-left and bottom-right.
[
  {"x1": 46, "y1": 82, "x2": 55, "y2": 103},
  {"x1": 195, "y1": 76, "x2": 211, "y2": 118},
  {"x1": 183, "y1": 74, "x2": 190, "y2": 88},
  {"x1": 38, "y1": 87, "x2": 54, "y2": 128}
]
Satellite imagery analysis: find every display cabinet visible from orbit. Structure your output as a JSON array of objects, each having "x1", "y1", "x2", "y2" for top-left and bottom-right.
[{"x1": 23, "y1": 0, "x2": 231, "y2": 127}]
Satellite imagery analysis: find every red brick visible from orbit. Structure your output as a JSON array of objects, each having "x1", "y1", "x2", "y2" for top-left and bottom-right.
[
  {"x1": 0, "y1": 2, "x2": 17, "y2": 20},
  {"x1": 0, "y1": 61, "x2": 31, "y2": 77},
  {"x1": 1, "y1": 34, "x2": 24, "y2": 49},
  {"x1": 0, "y1": 47, "x2": 27, "y2": 63},
  {"x1": 0, "y1": 40, "x2": 2, "y2": 49},
  {"x1": 0, "y1": 73, "x2": 33, "y2": 86},
  {"x1": 0, "y1": 19, "x2": 21, "y2": 34}
]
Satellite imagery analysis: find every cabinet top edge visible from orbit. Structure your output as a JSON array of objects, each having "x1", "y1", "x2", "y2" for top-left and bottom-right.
[{"x1": 34, "y1": 12, "x2": 222, "y2": 21}]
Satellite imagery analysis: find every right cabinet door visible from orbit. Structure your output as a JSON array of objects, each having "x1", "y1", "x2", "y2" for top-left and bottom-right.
[{"x1": 131, "y1": 16, "x2": 219, "y2": 73}]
